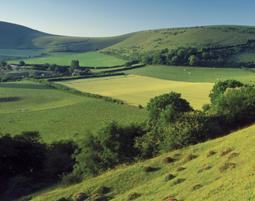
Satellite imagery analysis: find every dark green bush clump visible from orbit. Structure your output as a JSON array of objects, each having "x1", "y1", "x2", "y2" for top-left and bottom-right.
[
  {"x1": 164, "y1": 173, "x2": 176, "y2": 181},
  {"x1": 143, "y1": 166, "x2": 160, "y2": 173},
  {"x1": 0, "y1": 132, "x2": 77, "y2": 200},
  {"x1": 73, "y1": 122, "x2": 146, "y2": 176},
  {"x1": 127, "y1": 192, "x2": 142, "y2": 200}
]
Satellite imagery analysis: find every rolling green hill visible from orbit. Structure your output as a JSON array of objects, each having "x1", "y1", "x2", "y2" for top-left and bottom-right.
[
  {"x1": 28, "y1": 124, "x2": 255, "y2": 201},
  {"x1": 0, "y1": 21, "x2": 129, "y2": 53},
  {"x1": 102, "y1": 25, "x2": 255, "y2": 59},
  {"x1": 3, "y1": 22, "x2": 255, "y2": 65}
]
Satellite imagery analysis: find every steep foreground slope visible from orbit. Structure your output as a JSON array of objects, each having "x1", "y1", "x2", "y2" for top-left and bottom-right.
[{"x1": 28, "y1": 124, "x2": 255, "y2": 201}]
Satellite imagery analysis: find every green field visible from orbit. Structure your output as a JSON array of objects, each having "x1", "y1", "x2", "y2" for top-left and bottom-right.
[
  {"x1": 10, "y1": 52, "x2": 126, "y2": 67},
  {"x1": 0, "y1": 81, "x2": 146, "y2": 142},
  {"x1": 30, "y1": 124, "x2": 255, "y2": 201},
  {"x1": 127, "y1": 65, "x2": 255, "y2": 83},
  {"x1": 60, "y1": 75, "x2": 213, "y2": 109},
  {"x1": 0, "y1": 48, "x2": 43, "y2": 58}
]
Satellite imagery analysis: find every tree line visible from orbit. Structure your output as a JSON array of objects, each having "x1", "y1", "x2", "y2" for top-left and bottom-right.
[{"x1": 127, "y1": 41, "x2": 255, "y2": 67}]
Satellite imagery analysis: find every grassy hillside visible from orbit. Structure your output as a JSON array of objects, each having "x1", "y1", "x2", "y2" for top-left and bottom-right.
[
  {"x1": 28, "y1": 124, "x2": 255, "y2": 201},
  {"x1": 102, "y1": 25, "x2": 255, "y2": 59},
  {"x1": 0, "y1": 81, "x2": 146, "y2": 142},
  {"x1": 127, "y1": 65, "x2": 255, "y2": 83},
  {"x1": 60, "y1": 75, "x2": 213, "y2": 109},
  {"x1": 0, "y1": 21, "x2": 129, "y2": 53},
  {"x1": 10, "y1": 52, "x2": 126, "y2": 67}
]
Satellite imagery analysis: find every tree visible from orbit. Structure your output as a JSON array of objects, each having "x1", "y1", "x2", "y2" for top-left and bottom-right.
[
  {"x1": 188, "y1": 55, "x2": 199, "y2": 66},
  {"x1": 70, "y1": 60, "x2": 80, "y2": 73},
  {"x1": 212, "y1": 86, "x2": 255, "y2": 126},
  {"x1": 147, "y1": 92, "x2": 193, "y2": 123},
  {"x1": 74, "y1": 122, "x2": 145, "y2": 176},
  {"x1": 160, "y1": 112, "x2": 222, "y2": 150},
  {"x1": 1, "y1": 61, "x2": 7, "y2": 67},
  {"x1": 19, "y1": 61, "x2": 25, "y2": 66},
  {"x1": 209, "y1": 80, "x2": 244, "y2": 103}
]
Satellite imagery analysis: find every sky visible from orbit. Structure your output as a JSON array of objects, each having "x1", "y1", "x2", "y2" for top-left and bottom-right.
[{"x1": 0, "y1": 0, "x2": 255, "y2": 37}]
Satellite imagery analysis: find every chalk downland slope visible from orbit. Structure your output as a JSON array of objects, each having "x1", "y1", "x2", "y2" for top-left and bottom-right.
[{"x1": 30, "y1": 124, "x2": 255, "y2": 201}]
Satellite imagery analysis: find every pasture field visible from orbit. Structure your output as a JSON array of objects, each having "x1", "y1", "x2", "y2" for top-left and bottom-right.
[
  {"x1": 10, "y1": 51, "x2": 126, "y2": 67},
  {"x1": 60, "y1": 75, "x2": 213, "y2": 109},
  {"x1": 0, "y1": 49, "x2": 43, "y2": 60},
  {"x1": 0, "y1": 81, "x2": 146, "y2": 142},
  {"x1": 127, "y1": 65, "x2": 255, "y2": 83},
  {"x1": 30, "y1": 124, "x2": 255, "y2": 201}
]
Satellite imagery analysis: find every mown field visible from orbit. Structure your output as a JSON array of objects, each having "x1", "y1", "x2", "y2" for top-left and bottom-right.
[
  {"x1": 0, "y1": 81, "x2": 146, "y2": 142},
  {"x1": 127, "y1": 65, "x2": 255, "y2": 83},
  {"x1": 29, "y1": 124, "x2": 255, "y2": 201},
  {"x1": 60, "y1": 75, "x2": 213, "y2": 109},
  {"x1": 10, "y1": 52, "x2": 126, "y2": 67}
]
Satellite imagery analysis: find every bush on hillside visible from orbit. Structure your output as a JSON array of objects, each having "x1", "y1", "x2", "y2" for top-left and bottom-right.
[
  {"x1": 212, "y1": 85, "x2": 255, "y2": 127},
  {"x1": 209, "y1": 80, "x2": 244, "y2": 104},
  {"x1": 147, "y1": 92, "x2": 193, "y2": 124},
  {"x1": 74, "y1": 122, "x2": 146, "y2": 176},
  {"x1": 0, "y1": 132, "x2": 77, "y2": 200}
]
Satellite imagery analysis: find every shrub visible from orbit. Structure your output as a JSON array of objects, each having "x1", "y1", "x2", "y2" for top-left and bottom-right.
[
  {"x1": 183, "y1": 154, "x2": 198, "y2": 163},
  {"x1": 192, "y1": 184, "x2": 203, "y2": 191},
  {"x1": 160, "y1": 112, "x2": 222, "y2": 150},
  {"x1": 74, "y1": 122, "x2": 146, "y2": 176},
  {"x1": 93, "y1": 186, "x2": 111, "y2": 195},
  {"x1": 163, "y1": 156, "x2": 175, "y2": 164},
  {"x1": 44, "y1": 140, "x2": 78, "y2": 180},
  {"x1": 219, "y1": 162, "x2": 236, "y2": 172},
  {"x1": 164, "y1": 173, "x2": 176, "y2": 181},
  {"x1": 197, "y1": 164, "x2": 212, "y2": 173},
  {"x1": 147, "y1": 92, "x2": 193, "y2": 123},
  {"x1": 127, "y1": 192, "x2": 141, "y2": 200},
  {"x1": 207, "y1": 150, "x2": 217, "y2": 157},
  {"x1": 143, "y1": 166, "x2": 160, "y2": 173},
  {"x1": 220, "y1": 148, "x2": 234, "y2": 156},
  {"x1": 176, "y1": 167, "x2": 186, "y2": 172},
  {"x1": 212, "y1": 86, "x2": 255, "y2": 127},
  {"x1": 62, "y1": 172, "x2": 83, "y2": 186},
  {"x1": 172, "y1": 178, "x2": 185, "y2": 185},
  {"x1": 209, "y1": 80, "x2": 244, "y2": 103},
  {"x1": 73, "y1": 192, "x2": 88, "y2": 201}
]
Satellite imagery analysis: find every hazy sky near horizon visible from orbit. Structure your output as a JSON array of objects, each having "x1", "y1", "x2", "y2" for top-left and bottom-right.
[{"x1": 0, "y1": 0, "x2": 254, "y2": 37}]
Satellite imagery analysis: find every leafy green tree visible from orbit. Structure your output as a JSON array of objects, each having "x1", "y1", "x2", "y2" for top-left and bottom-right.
[
  {"x1": 147, "y1": 92, "x2": 193, "y2": 123},
  {"x1": 160, "y1": 112, "x2": 222, "y2": 150},
  {"x1": 188, "y1": 55, "x2": 199, "y2": 66},
  {"x1": 209, "y1": 80, "x2": 244, "y2": 103},
  {"x1": 19, "y1": 61, "x2": 25, "y2": 66},
  {"x1": 70, "y1": 60, "x2": 80, "y2": 72},
  {"x1": 74, "y1": 122, "x2": 145, "y2": 176},
  {"x1": 212, "y1": 86, "x2": 255, "y2": 126}
]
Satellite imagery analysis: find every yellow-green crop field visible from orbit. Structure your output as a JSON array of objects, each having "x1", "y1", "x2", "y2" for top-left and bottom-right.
[{"x1": 60, "y1": 75, "x2": 213, "y2": 109}]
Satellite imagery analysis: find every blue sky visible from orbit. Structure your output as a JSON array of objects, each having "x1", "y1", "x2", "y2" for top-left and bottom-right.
[{"x1": 0, "y1": 0, "x2": 254, "y2": 37}]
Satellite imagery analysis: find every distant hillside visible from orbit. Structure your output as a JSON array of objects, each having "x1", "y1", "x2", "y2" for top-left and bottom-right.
[
  {"x1": 103, "y1": 25, "x2": 255, "y2": 54},
  {"x1": 0, "y1": 21, "x2": 129, "y2": 52},
  {"x1": 102, "y1": 26, "x2": 255, "y2": 65},
  {"x1": 2, "y1": 22, "x2": 255, "y2": 65},
  {"x1": 28, "y1": 124, "x2": 255, "y2": 201}
]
